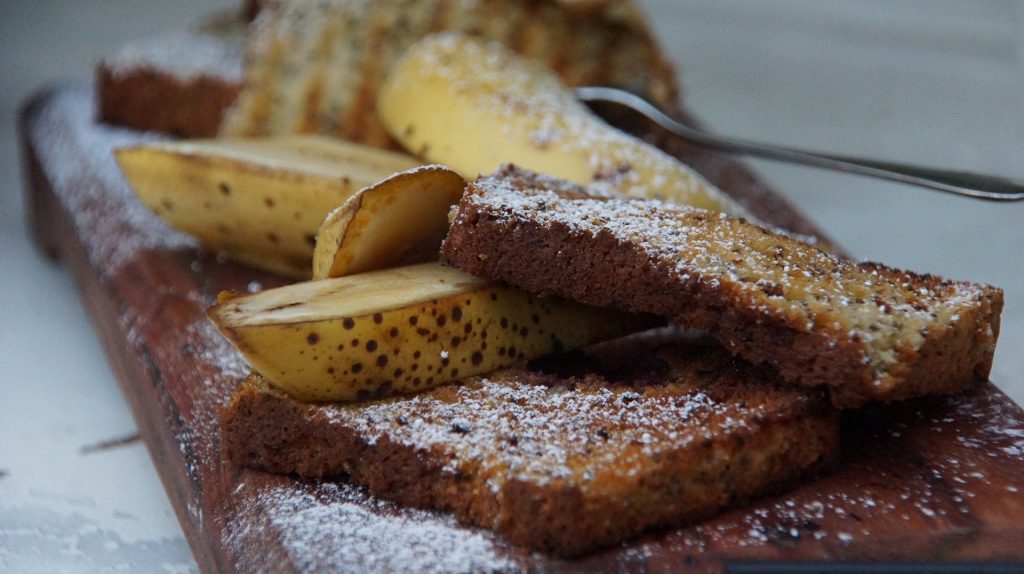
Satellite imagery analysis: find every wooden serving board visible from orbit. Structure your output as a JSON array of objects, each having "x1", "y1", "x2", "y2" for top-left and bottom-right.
[{"x1": 21, "y1": 85, "x2": 1024, "y2": 573}]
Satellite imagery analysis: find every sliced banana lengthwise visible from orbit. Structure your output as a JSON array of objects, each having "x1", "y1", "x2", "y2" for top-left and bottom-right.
[
  {"x1": 378, "y1": 33, "x2": 746, "y2": 215},
  {"x1": 209, "y1": 263, "x2": 651, "y2": 402},
  {"x1": 312, "y1": 165, "x2": 466, "y2": 279},
  {"x1": 116, "y1": 135, "x2": 419, "y2": 278}
]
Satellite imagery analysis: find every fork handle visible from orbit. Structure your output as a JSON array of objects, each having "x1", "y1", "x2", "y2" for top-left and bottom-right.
[{"x1": 576, "y1": 86, "x2": 1024, "y2": 202}]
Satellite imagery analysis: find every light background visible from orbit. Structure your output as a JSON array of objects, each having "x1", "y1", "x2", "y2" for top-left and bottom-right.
[{"x1": 1, "y1": 1, "x2": 1021, "y2": 571}]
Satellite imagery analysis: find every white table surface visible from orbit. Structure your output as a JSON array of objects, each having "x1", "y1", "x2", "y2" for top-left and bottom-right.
[{"x1": 2, "y1": 1, "x2": 1021, "y2": 572}]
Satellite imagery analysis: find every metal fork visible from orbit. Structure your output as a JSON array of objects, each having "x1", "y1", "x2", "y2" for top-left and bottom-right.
[{"x1": 575, "y1": 86, "x2": 1024, "y2": 202}]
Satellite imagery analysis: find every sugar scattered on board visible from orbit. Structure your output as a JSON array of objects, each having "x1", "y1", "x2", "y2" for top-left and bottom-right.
[
  {"x1": 227, "y1": 481, "x2": 517, "y2": 574},
  {"x1": 29, "y1": 89, "x2": 197, "y2": 272}
]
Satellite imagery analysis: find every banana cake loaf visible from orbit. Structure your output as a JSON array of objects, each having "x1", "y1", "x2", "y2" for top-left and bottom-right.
[
  {"x1": 440, "y1": 165, "x2": 1003, "y2": 408},
  {"x1": 221, "y1": 334, "x2": 839, "y2": 556}
]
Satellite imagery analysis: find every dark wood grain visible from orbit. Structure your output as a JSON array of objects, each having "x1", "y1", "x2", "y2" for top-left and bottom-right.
[{"x1": 20, "y1": 85, "x2": 1024, "y2": 573}]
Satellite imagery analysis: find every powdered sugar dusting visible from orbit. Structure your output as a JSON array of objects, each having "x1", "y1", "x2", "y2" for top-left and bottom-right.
[
  {"x1": 115, "y1": 292, "x2": 253, "y2": 484},
  {"x1": 228, "y1": 481, "x2": 518, "y2": 573},
  {"x1": 319, "y1": 368, "x2": 809, "y2": 491},
  {"x1": 101, "y1": 30, "x2": 243, "y2": 84},
  {"x1": 609, "y1": 386, "x2": 1024, "y2": 558},
  {"x1": 28, "y1": 88, "x2": 196, "y2": 273}
]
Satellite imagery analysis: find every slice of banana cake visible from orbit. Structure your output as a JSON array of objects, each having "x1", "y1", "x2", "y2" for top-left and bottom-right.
[
  {"x1": 440, "y1": 165, "x2": 1003, "y2": 407},
  {"x1": 221, "y1": 337, "x2": 838, "y2": 556}
]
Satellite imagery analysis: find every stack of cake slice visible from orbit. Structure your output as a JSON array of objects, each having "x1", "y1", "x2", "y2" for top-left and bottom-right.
[{"x1": 218, "y1": 165, "x2": 1001, "y2": 555}]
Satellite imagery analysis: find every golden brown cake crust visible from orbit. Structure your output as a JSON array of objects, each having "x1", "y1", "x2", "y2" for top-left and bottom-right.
[
  {"x1": 220, "y1": 337, "x2": 839, "y2": 556},
  {"x1": 97, "y1": 65, "x2": 239, "y2": 138},
  {"x1": 440, "y1": 166, "x2": 1003, "y2": 408}
]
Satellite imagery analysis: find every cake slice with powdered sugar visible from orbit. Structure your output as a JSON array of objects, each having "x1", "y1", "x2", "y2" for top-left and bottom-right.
[
  {"x1": 441, "y1": 165, "x2": 1003, "y2": 408},
  {"x1": 221, "y1": 334, "x2": 839, "y2": 557},
  {"x1": 96, "y1": 14, "x2": 246, "y2": 137}
]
